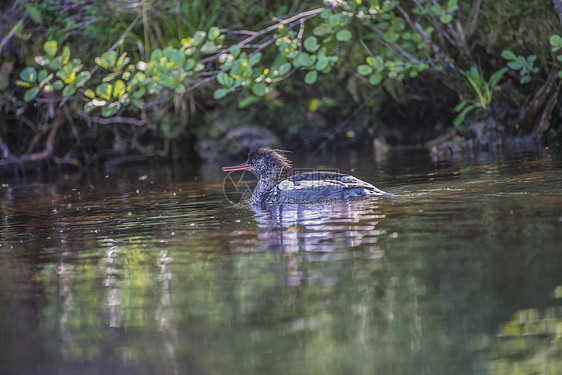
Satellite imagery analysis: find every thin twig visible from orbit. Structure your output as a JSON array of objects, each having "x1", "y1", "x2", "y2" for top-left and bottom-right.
[
  {"x1": 93, "y1": 116, "x2": 147, "y2": 127},
  {"x1": 365, "y1": 24, "x2": 420, "y2": 62},
  {"x1": 0, "y1": 15, "x2": 26, "y2": 56},
  {"x1": 396, "y1": 4, "x2": 456, "y2": 71},
  {"x1": 0, "y1": 137, "x2": 11, "y2": 158},
  {"x1": 199, "y1": 7, "x2": 324, "y2": 65},
  {"x1": 465, "y1": 0, "x2": 482, "y2": 39}
]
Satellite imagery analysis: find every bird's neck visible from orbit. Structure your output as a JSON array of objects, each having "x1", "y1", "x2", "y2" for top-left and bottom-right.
[{"x1": 250, "y1": 168, "x2": 283, "y2": 205}]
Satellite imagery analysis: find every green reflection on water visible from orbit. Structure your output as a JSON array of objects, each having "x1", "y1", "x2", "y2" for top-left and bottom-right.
[{"x1": 0, "y1": 150, "x2": 562, "y2": 374}]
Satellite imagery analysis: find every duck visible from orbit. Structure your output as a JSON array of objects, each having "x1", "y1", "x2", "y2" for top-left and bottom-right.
[{"x1": 222, "y1": 147, "x2": 389, "y2": 205}]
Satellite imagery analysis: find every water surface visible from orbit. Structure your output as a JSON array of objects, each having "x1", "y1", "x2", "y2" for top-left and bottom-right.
[{"x1": 1, "y1": 148, "x2": 562, "y2": 374}]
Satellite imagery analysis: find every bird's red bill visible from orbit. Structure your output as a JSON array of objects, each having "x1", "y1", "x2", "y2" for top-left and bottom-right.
[{"x1": 222, "y1": 162, "x2": 250, "y2": 171}]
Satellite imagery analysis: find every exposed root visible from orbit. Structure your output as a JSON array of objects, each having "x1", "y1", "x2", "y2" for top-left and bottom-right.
[{"x1": 0, "y1": 111, "x2": 83, "y2": 170}]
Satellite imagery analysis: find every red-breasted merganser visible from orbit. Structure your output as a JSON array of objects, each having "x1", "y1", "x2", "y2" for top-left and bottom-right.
[{"x1": 222, "y1": 147, "x2": 389, "y2": 205}]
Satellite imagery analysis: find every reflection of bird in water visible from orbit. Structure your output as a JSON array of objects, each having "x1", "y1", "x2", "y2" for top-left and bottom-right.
[
  {"x1": 222, "y1": 147, "x2": 390, "y2": 205},
  {"x1": 251, "y1": 200, "x2": 386, "y2": 255}
]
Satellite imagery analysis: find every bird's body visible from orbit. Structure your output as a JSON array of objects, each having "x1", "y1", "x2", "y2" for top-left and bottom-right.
[{"x1": 222, "y1": 147, "x2": 389, "y2": 205}]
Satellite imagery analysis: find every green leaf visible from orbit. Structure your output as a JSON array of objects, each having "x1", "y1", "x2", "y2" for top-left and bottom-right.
[
  {"x1": 217, "y1": 72, "x2": 234, "y2": 87},
  {"x1": 201, "y1": 41, "x2": 218, "y2": 54},
  {"x1": 336, "y1": 29, "x2": 352, "y2": 42},
  {"x1": 454, "y1": 99, "x2": 470, "y2": 112},
  {"x1": 24, "y1": 87, "x2": 39, "y2": 102},
  {"x1": 25, "y1": 4, "x2": 42, "y2": 23},
  {"x1": 62, "y1": 46, "x2": 70, "y2": 65},
  {"x1": 15, "y1": 80, "x2": 31, "y2": 88},
  {"x1": 150, "y1": 49, "x2": 163, "y2": 61},
  {"x1": 439, "y1": 14, "x2": 453, "y2": 23},
  {"x1": 447, "y1": 0, "x2": 459, "y2": 12},
  {"x1": 164, "y1": 47, "x2": 185, "y2": 66},
  {"x1": 185, "y1": 58, "x2": 197, "y2": 70},
  {"x1": 391, "y1": 18, "x2": 406, "y2": 32},
  {"x1": 249, "y1": 52, "x2": 262, "y2": 66},
  {"x1": 313, "y1": 24, "x2": 332, "y2": 36},
  {"x1": 75, "y1": 71, "x2": 91, "y2": 87},
  {"x1": 294, "y1": 52, "x2": 314, "y2": 67},
  {"x1": 507, "y1": 61, "x2": 522, "y2": 70},
  {"x1": 489, "y1": 67, "x2": 508, "y2": 88},
  {"x1": 101, "y1": 102, "x2": 120, "y2": 117},
  {"x1": 304, "y1": 36, "x2": 319, "y2": 52},
  {"x1": 230, "y1": 46, "x2": 241, "y2": 59},
  {"x1": 44, "y1": 40, "x2": 58, "y2": 59},
  {"x1": 320, "y1": 9, "x2": 332, "y2": 19},
  {"x1": 84, "y1": 102, "x2": 96, "y2": 113},
  {"x1": 131, "y1": 98, "x2": 145, "y2": 108},
  {"x1": 39, "y1": 73, "x2": 53, "y2": 88},
  {"x1": 304, "y1": 70, "x2": 318, "y2": 84},
  {"x1": 329, "y1": 14, "x2": 342, "y2": 28},
  {"x1": 252, "y1": 82, "x2": 267, "y2": 96},
  {"x1": 102, "y1": 72, "x2": 120, "y2": 83},
  {"x1": 193, "y1": 31, "x2": 207, "y2": 45},
  {"x1": 278, "y1": 62, "x2": 292, "y2": 75},
  {"x1": 369, "y1": 72, "x2": 383, "y2": 85},
  {"x1": 453, "y1": 103, "x2": 478, "y2": 127},
  {"x1": 208, "y1": 26, "x2": 220, "y2": 41},
  {"x1": 84, "y1": 89, "x2": 95, "y2": 99},
  {"x1": 132, "y1": 88, "x2": 146, "y2": 99},
  {"x1": 20, "y1": 67, "x2": 37, "y2": 83},
  {"x1": 213, "y1": 88, "x2": 228, "y2": 99},
  {"x1": 383, "y1": 31, "x2": 399, "y2": 43},
  {"x1": 357, "y1": 65, "x2": 373, "y2": 76},
  {"x1": 95, "y1": 51, "x2": 117, "y2": 70},
  {"x1": 501, "y1": 50, "x2": 516, "y2": 61},
  {"x1": 315, "y1": 57, "x2": 329, "y2": 71},
  {"x1": 53, "y1": 80, "x2": 64, "y2": 90},
  {"x1": 113, "y1": 80, "x2": 126, "y2": 98},
  {"x1": 96, "y1": 83, "x2": 113, "y2": 100},
  {"x1": 116, "y1": 53, "x2": 130, "y2": 70},
  {"x1": 62, "y1": 85, "x2": 76, "y2": 97},
  {"x1": 550, "y1": 34, "x2": 562, "y2": 52},
  {"x1": 238, "y1": 95, "x2": 260, "y2": 108},
  {"x1": 366, "y1": 56, "x2": 384, "y2": 70},
  {"x1": 38, "y1": 69, "x2": 49, "y2": 83}
]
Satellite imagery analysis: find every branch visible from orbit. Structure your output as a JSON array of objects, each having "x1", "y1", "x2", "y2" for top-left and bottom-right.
[
  {"x1": 0, "y1": 137, "x2": 11, "y2": 158},
  {"x1": 93, "y1": 116, "x2": 147, "y2": 127},
  {"x1": 0, "y1": 16, "x2": 26, "y2": 56},
  {"x1": 465, "y1": 0, "x2": 482, "y2": 38},
  {"x1": 554, "y1": 0, "x2": 562, "y2": 27},
  {"x1": 365, "y1": 24, "x2": 420, "y2": 62},
  {"x1": 199, "y1": 7, "x2": 324, "y2": 64},
  {"x1": 396, "y1": 4, "x2": 456, "y2": 71},
  {"x1": 0, "y1": 111, "x2": 65, "y2": 167}
]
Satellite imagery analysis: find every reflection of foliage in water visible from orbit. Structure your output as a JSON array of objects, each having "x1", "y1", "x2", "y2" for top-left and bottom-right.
[
  {"x1": 2, "y1": 155, "x2": 562, "y2": 373},
  {"x1": 490, "y1": 302, "x2": 562, "y2": 374}
]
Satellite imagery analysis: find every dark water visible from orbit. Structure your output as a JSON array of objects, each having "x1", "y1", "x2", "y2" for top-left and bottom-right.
[{"x1": 1, "y1": 148, "x2": 562, "y2": 374}]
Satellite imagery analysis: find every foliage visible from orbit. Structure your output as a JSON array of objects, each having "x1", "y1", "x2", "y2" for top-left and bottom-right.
[
  {"x1": 4, "y1": 0, "x2": 562, "y2": 167},
  {"x1": 15, "y1": 0, "x2": 464, "y2": 124},
  {"x1": 453, "y1": 66, "x2": 508, "y2": 127},
  {"x1": 501, "y1": 50, "x2": 539, "y2": 84},
  {"x1": 549, "y1": 34, "x2": 562, "y2": 78}
]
